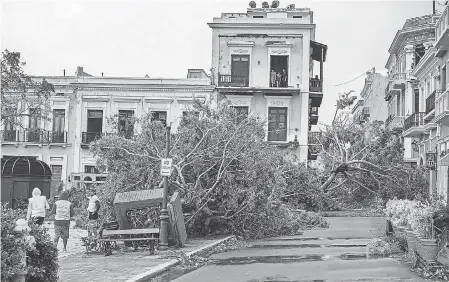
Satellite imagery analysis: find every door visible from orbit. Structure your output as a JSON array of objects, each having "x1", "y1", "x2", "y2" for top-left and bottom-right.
[
  {"x1": 231, "y1": 55, "x2": 249, "y2": 86},
  {"x1": 414, "y1": 89, "x2": 420, "y2": 113},
  {"x1": 52, "y1": 109, "x2": 65, "y2": 142},
  {"x1": 268, "y1": 107, "x2": 288, "y2": 141},
  {"x1": 87, "y1": 110, "x2": 103, "y2": 143}
]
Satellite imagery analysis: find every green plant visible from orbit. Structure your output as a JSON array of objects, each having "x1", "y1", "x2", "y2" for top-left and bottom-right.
[{"x1": 1, "y1": 205, "x2": 59, "y2": 282}]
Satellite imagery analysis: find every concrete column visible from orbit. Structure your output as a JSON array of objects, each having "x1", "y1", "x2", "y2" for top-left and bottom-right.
[{"x1": 73, "y1": 91, "x2": 82, "y2": 173}]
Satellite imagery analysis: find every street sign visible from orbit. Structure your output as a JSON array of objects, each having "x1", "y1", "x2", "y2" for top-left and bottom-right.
[{"x1": 161, "y1": 158, "x2": 173, "y2": 176}]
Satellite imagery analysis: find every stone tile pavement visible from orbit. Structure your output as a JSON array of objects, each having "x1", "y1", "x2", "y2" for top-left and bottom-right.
[
  {"x1": 58, "y1": 237, "x2": 229, "y2": 282},
  {"x1": 42, "y1": 221, "x2": 87, "y2": 258}
]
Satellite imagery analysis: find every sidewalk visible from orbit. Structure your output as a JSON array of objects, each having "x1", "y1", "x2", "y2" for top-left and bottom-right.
[
  {"x1": 42, "y1": 221, "x2": 86, "y2": 258},
  {"x1": 58, "y1": 236, "x2": 233, "y2": 282}
]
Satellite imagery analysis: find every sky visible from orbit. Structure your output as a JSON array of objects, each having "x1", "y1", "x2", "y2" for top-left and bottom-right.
[{"x1": 0, "y1": 0, "x2": 440, "y2": 126}]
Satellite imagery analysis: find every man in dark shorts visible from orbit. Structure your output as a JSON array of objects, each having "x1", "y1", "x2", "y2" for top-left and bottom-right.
[{"x1": 51, "y1": 191, "x2": 74, "y2": 252}]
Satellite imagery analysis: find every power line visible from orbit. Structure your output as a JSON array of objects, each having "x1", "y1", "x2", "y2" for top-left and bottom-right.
[{"x1": 332, "y1": 68, "x2": 375, "y2": 87}]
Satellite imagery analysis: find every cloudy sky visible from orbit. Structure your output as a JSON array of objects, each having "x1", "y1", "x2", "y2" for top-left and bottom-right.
[{"x1": 1, "y1": 0, "x2": 439, "y2": 126}]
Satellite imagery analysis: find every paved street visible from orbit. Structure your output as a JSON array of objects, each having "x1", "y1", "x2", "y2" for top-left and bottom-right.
[{"x1": 169, "y1": 217, "x2": 426, "y2": 282}]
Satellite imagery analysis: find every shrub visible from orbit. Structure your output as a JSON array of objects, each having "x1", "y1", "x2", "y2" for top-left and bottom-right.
[
  {"x1": 366, "y1": 235, "x2": 404, "y2": 257},
  {"x1": 1, "y1": 205, "x2": 59, "y2": 282}
]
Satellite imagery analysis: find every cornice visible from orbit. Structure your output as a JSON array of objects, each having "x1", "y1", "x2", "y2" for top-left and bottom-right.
[
  {"x1": 76, "y1": 86, "x2": 215, "y2": 92},
  {"x1": 388, "y1": 26, "x2": 435, "y2": 56},
  {"x1": 208, "y1": 22, "x2": 315, "y2": 29}
]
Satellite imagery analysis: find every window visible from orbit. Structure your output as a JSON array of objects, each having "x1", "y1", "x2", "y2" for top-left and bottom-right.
[
  {"x1": 268, "y1": 107, "x2": 287, "y2": 141},
  {"x1": 270, "y1": 56, "x2": 288, "y2": 87},
  {"x1": 231, "y1": 106, "x2": 249, "y2": 124},
  {"x1": 253, "y1": 15, "x2": 264, "y2": 18},
  {"x1": 52, "y1": 109, "x2": 65, "y2": 142},
  {"x1": 151, "y1": 111, "x2": 167, "y2": 125},
  {"x1": 87, "y1": 110, "x2": 103, "y2": 133},
  {"x1": 293, "y1": 16, "x2": 302, "y2": 18},
  {"x1": 84, "y1": 165, "x2": 99, "y2": 174},
  {"x1": 51, "y1": 165, "x2": 63, "y2": 180},
  {"x1": 118, "y1": 110, "x2": 134, "y2": 139},
  {"x1": 231, "y1": 55, "x2": 250, "y2": 86}
]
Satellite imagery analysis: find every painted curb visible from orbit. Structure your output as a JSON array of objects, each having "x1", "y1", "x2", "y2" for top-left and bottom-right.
[{"x1": 124, "y1": 235, "x2": 236, "y2": 282}]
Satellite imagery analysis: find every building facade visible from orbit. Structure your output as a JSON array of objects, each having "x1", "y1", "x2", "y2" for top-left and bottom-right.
[
  {"x1": 384, "y1": 14, "x2": 439, "y2": 165},
  {"x1": 208, "y1": 3, "x2": 327, "y2": 162},
  {"x1": 2, "y1": 3, "x2": 327, "y2": 194},
  {"x1": 352, "y1": 70, "x2": 388, "y2": 125},
  {"x1": 1, "y1": 67, "x2": 215, "y2": 192}
]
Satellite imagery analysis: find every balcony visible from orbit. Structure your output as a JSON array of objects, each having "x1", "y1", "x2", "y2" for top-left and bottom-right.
[
  {"x1": 308, "y1": 131, "x2": 321, "y2": 144},
  {"x1": 309, "y1": 107, "x2": 318, "y2": 125},
  {"x1": 391, "y1": 73, "x2": 406, "y2": 89},
  {"x1": 386, "y1": 115, "x2": 405, "y2": 132},
  {"x1": 309, "y1": 78, "x2": 323, "y2": 107},
  {"x1": 403, "y1": 112, "x2": 426, "y2": 137},
  {"x1": 425, "y1": 90, "x2": 438, "y2": 120},
  {"x1": 70, "y1": 172, "x2": 108, "y2": 189},
  {"x1": 218, "y1": 74, "x2": 249, "y2": 87},
  {"x1": 1, "y1": 129, "x2": 69, "y2": 146},
  {"x1": 435, "y1": 6, "x2": 449, "y2": 56},
  {"x1": 308, "y1": 144, "x2": 321, "y2": 161},
  {"x1": 434, "y1": 90, "x2": 449, "y2": 124},
  {"x1": 1, "y1": 130, "x2": 18, "y2": 142},
  {"x1": 81, "y1": 132, "x2": 103, "y2": 148}
]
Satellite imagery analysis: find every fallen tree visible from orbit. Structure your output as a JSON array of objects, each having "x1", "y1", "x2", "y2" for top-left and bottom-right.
[{"x1": 89, "y1": 99, "x2": 329, "y2": 238}]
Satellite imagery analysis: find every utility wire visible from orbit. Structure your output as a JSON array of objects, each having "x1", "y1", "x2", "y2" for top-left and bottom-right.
[{"x1": 332, "y1": 68, "x2": 375, "y2": 87}]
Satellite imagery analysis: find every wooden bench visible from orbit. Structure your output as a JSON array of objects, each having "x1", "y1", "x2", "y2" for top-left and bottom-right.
[{"x1": 98, "y1": 228, "x2": 160, "y2": 256}]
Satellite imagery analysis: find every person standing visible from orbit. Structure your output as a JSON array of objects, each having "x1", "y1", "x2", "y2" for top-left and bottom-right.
[
  {"x1": 26, "y1": 187, "x2": 50, "y2": 225},
  {"x1": 52, "y1": 191, "x2": 74, "y2": 252},
  {"x1": 86, "y1": 189, "x2": 100, "y2": 237},
  {"x1": 270, "y1": 69, "x2": 276, "y2": 87},
  {"x1": 281, "y1": 69, "x2": 288, "y2": 87}
]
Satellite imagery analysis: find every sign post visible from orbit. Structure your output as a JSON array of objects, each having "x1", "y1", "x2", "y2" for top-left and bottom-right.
[{"x1": 159, "y1": 127, "x2": 171, "y2": 250}]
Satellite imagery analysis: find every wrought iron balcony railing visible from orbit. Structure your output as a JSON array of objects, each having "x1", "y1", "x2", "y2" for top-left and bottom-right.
[
  {"x1": 218, "y1": 74, "x2": 249, "y2": 87},
  {"x1": 309, "y1": 78, "x2": 323, "y2": 93},
  {"x1": 404, "y1": 112, "x2": 426, "y2": 131},
  {"x1": 81, "y1": 132, "x2": 103, "y2": 144},
  {"x1": 2, "y1": 130, "x2": 18, "y2": 142},
  {"x1": 426, "y1": 90, "x2": 439, "y2": 115}
]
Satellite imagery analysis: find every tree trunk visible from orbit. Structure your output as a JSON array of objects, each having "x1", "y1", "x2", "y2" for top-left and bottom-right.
[{"x1": 320, "y1": 172, "x2": 337, "y2": 193}]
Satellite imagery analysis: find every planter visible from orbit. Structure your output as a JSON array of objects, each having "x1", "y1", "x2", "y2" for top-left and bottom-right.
[
  {"x1": 405, "y1": 230, "x2": 416, "y2": 252},
  {"x1": 420, "y1": 238, "x2": 439, "y2": 262}
]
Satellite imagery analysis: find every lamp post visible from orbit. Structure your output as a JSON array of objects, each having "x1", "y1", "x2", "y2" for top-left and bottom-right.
[{"x1": 158, "y1": 125, "x2": 171, "y2": 250}]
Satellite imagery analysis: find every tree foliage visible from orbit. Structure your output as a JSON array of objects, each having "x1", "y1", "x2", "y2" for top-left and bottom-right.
[
  {"x1": 315, "y1": 92, "x2": 428, "y2": 208},
  {"x1": 1, "y1": 50, "x2": 54, "y2": 127},
  {"x1": 90, "y1": 100, "x2": 329, "y2": 238}
]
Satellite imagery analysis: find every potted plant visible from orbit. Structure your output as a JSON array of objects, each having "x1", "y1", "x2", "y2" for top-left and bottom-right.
[{"x1": 420, "y1": 219, "x2": 439, "y2": 262}]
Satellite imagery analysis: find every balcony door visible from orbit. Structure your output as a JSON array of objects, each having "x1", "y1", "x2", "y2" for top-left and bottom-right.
[
  {"x1": 270, "y1": 56, "x2": 289, "y2": 87},
  {"x1": 52, "y1": 109, "x2": 65, "y2": 142},
  {"x1": 28, "y1": 108, "x2": 41, "y2": 142},
  {"x1": 118, "y1": 110, "x2": 134, "y2": 138},
  {"x1": 442, "y1": 65, "x2": 447, "y2": 92},
  {"x1": 3, "y1": 108, "x2": 16, "y2": 142},
  {"x1": 414, "y1": 89, "x2": 420, "y2": 113},
  {"x1": 231, "y1": 55, "x2": 249, "y2": 86},
  {"x1": 268, "y1": 107, "x2": 287, "y2": 142},
  {"x1": 86, "y1": 110, "x2": 103, "y2": 143}
]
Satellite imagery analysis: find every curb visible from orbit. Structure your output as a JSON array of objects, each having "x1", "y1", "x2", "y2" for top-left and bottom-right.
[{"x1": 124, "y1": 235, "x2": 236, "y2": 282}]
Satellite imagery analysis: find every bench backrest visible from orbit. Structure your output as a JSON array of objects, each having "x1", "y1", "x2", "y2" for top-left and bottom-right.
[{"x1": 102, "y1": 228, "x2": 160, "y2": 237}]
